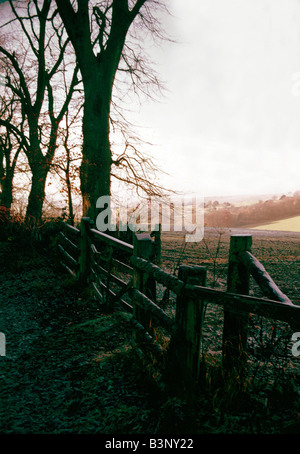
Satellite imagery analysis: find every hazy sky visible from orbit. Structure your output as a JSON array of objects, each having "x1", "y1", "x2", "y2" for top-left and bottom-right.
[
  {"x1": 132, "y1": 0, "x2": 300, "y2": 198},
  {"x1": 1, "y1": 0, "x2": 300, "y2": 200}
]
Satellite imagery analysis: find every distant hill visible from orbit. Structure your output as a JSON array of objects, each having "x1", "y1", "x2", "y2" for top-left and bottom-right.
[
  {"x1": 204, "y1": 192, "x2": 300, "y2": 228},
  {"x1": 204, "y1": 192, "x2": 293, "y2": 207}
]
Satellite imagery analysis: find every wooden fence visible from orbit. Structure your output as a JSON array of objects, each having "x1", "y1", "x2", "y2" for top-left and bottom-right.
[{"x1": 57, "y1": 218, "x2": 300, "y2": 391}]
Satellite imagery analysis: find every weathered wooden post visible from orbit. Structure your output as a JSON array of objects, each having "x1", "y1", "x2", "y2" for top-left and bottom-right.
[
  {"x1": 169, "y1": 265, "x2": 207, "y2": 392},
  {"x1": 132, "y1": 233, "x2": 155, "y2": 336},
  {"x1": 151, "y1": 223, "x2": 162, "y2": 266},
  {"x1": 78, "y1": 217, "x2": 93, "y2": 285},
  {"x1": 222, "y1": 234, "x2": 252, "y2": 381}
]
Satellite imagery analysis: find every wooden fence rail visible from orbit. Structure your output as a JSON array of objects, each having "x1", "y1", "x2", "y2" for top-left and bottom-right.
[{"x1": 57, "y1": 218, "x2": 300, "y2": 391}]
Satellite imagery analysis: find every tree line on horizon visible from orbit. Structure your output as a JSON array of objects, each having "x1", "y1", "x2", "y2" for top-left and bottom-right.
[{"x1": 204, "y1": 192, "x2": 300, "y2": 228}]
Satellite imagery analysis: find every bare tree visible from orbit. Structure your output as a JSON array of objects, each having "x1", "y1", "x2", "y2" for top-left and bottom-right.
[
  {"x1": 54, "y1": 0, "x2": 170, "y2": 222},
  {"x1": 0, "y1": 128, "x2": 23, "y2": 210},
  {"x1": 0, "y1": 0, "x2": 80, "y2": 224},
  {"x1": 51, "y1": 102, "x2": 83, "y2": 225},
  {"x1": 0, "y1": 27, "x2": 23, "y2": 211}
]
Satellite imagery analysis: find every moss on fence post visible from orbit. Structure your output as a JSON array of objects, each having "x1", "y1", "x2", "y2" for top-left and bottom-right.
[{"x1": 222, "y1": 234, "x2": 252, "y2": 383}]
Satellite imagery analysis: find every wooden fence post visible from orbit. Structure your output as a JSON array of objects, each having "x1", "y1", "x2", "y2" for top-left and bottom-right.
[
  {"x1": 169, "y1": 265, "x2": 207, "y2": 392},
  {"x1": 151, "y1": 223, "x2": 162, "y2": 266},
  {"x1": 222, "y1": 234, "x2": 252, "y2": 381},
  {"x1": 132, "y1": 233, "x2": 155, "y2": 335},
  {"x1": 78, "y1": 217, "x2": 93, "y2": 285}
]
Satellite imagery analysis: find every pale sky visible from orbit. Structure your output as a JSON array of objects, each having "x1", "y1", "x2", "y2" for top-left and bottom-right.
[
  {"x1": 1, "y1": 0, "x2": 300, "y2": 201},
  {"x1": 131, "y1": 0, "x2": 300, "y2": 199}
]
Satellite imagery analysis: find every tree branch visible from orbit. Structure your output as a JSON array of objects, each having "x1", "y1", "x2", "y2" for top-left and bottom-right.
[
  {"x1": 0, "y1": 119, "x2": 29, "y2": 153},
  {"x1": 0, "y1": 45, "x2": 32, "y2": 108},
  {"x1": 130, "y1": 0, "x2": 147, "y2": 19}
]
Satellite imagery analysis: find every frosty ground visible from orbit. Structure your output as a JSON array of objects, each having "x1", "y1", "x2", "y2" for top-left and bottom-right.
[{"x1": 0, "y1": 227, "x2": 299, "y2": 434}]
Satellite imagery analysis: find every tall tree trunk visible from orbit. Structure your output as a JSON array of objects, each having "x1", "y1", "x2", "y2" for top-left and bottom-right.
[
  {"x1": 65, "y1": 165, "x2": 74, "y2": 225},
  {"x1": 0, "y1": 144, "x2": 21, "y2": 213},
  {"x1": 25, "y1": 118, "x2": 58, "y2": 225},
  {"x1": 25, "y1": 163, "x2": 48, "y2": 225},
  {"x1": 80, "y1": 84, "x2": 112, "y2": 221},
  {"x1": 0, "y1": 172, "x2": 13, "y2": 210},
  {"x1": 54, "y1": 0, "x2": 137, "y2": 224}
]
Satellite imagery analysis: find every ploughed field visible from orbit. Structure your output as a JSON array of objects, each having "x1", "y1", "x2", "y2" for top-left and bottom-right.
[
  {"x1": 159, "y1": 227, "x2": 300, "y2": 390},
  {"x1": 160, "y1": 227, "x2": 300, "y2": 302}
]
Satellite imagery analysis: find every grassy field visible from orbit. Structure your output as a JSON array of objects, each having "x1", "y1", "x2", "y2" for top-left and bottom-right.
[{"x1": 251, "y1": 215, "x2": 300, "y2": 232}]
